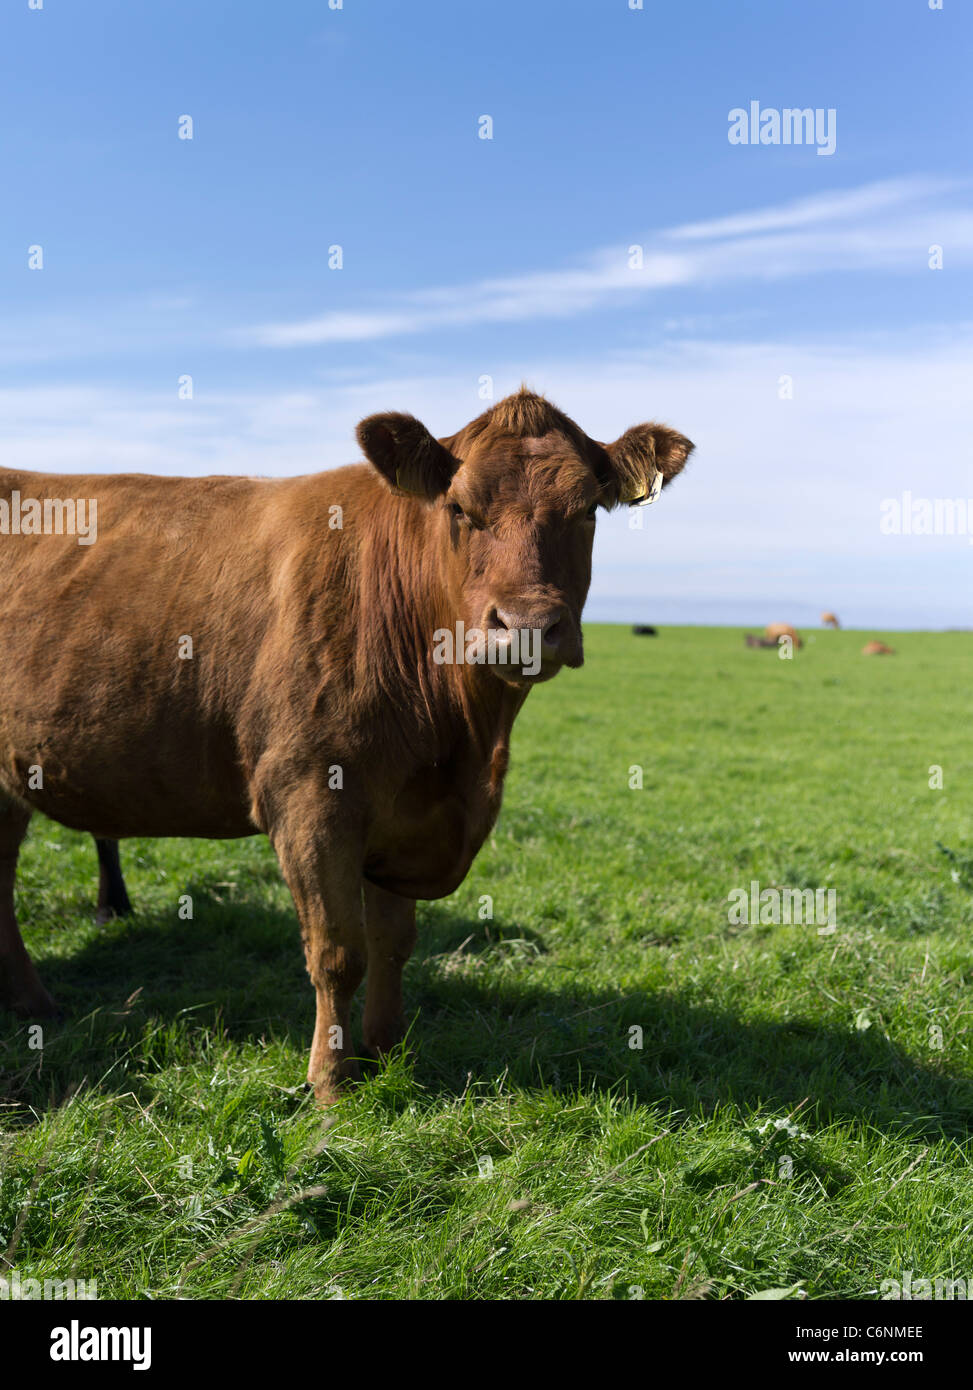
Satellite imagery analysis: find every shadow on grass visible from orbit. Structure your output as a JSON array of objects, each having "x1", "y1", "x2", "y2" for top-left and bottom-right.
[{"x1": 2, "y1": 896, "x2": 971, "y2": 1140}]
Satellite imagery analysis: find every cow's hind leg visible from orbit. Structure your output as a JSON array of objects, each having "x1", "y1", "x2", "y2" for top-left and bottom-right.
[
  {"x1": 94, "y1": 837, "x2": 133, "y2": 923},
  {"x1": 362, "y1": 881, "x2": 416, "y2": 1060},
  {"x1": 0, "y1": 798, "x2": 56, "y2": 1017}
]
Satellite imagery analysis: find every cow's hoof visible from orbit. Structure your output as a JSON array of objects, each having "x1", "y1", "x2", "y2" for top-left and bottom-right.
[
  {"x1": 310, "y1": 1074, "x2": 356, "y2": 1106},
  {"x1": 362, "y1": 1014, "x2": 411, "y2": 1064},
  {"x1": 307, "y1": 1056, "x2": 361, "y2": 1105},
  {"x1": 96, "y1": 904, "x2": 134, "y2": 925},
  {"x1": 6, "y1": 988, "x2": 59, "y2": 1020},
  {"x1": 362, "y1": 1035, "x2": 410, "y2": 1064},
  {"x1": 0, "y1": 959, "x2": 58, "y2": 1019}
]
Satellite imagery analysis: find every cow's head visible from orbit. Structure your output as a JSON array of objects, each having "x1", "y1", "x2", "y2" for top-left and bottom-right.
[{"x1": 357, "y1": 389, "x2": 693, "y2": 686}]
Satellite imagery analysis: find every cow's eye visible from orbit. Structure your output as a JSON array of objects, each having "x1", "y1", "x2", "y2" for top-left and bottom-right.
[{"x1": 448, "y1": 501, "x2": 467, "y2": 522}]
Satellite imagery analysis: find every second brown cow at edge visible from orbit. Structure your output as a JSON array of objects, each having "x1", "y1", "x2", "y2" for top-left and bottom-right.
[{"x1": 0, "y1": 389, "x2": 693, "y2": 1102}]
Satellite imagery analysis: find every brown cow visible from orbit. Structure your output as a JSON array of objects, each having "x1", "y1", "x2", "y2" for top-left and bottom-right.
[
  {"x1": 862, "y1": 640, "x2": 895, "y2": 655},
  {"x1": 0, "y1": 389, "x2": 693, "y2": 1102},
  {"x1": 821, "y1": 611, "x2": 840, "y2": 629},
  {"x1": 764, "y1": 622, "x2": 803, "y2": 648}
]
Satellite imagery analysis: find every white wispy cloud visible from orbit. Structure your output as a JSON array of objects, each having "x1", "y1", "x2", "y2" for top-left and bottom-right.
[
  {"x1": 249, "y1": 254, "x2": 693, "y2": 347},
  {"x1": 664, "y1": 176, "x2": 963, "y2": 240},
  {"x1": 248, "y1": 176, "x2": 973, "y2": 348}
]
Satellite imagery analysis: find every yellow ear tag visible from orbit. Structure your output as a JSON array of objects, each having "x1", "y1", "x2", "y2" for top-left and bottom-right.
[{"x1": 631, "y1": 470, "x2": 663, "y2": 507}]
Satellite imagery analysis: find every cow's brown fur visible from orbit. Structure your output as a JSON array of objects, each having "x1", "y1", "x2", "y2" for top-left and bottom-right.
[
  {"x1": 0, "y1": 389, "x2": 692, "y2": 1100},
  {"x1": 862, "y1": 640, "x2": 895, "y2": 655}
]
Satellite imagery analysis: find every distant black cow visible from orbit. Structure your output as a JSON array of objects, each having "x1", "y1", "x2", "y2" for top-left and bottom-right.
[
  {"x1": 632, "y1": 625, "x2": 658, "y2": 636},
  {"x1": 744, "y1": 633, "x2": 779, "y2": 649}
]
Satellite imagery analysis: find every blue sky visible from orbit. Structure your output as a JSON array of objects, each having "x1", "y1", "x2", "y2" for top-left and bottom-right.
[{"x1": 2, "y1": 0, "x2": 971, "y2": 626}]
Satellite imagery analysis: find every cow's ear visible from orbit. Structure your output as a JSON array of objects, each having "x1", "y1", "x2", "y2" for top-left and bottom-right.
[
  {"x1": 598, "y1": 423, "x2": 694, "y2": 509},
  {"x1": 356, "y1": 412, "x2": 458, "y2": 500}
]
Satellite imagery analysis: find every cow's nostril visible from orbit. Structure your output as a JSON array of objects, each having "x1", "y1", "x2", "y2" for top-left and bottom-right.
[
  {"x1": 492, "y1": 608, "x2": 572, "y2": 666},
  {"x1": 542, "y1": 618, "x2": 563, "y2": 650}
]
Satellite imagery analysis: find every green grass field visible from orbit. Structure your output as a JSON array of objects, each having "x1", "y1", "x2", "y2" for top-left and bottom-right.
[{"x1": 2, "y1": 625, "x2": 971, "y2": 1300}]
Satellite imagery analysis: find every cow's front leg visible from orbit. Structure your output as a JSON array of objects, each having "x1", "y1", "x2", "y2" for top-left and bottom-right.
[
  {"x1": 362, "y1": 880, "x2": 417, "y2": 1059},
  {"x1": 269, "y1": 806, "x2": 366, "y2": 1104}
]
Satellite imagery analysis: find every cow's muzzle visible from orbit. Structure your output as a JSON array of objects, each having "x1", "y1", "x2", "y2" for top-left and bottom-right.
[{"x1": 488, "y1": 606, "x2": 583, "y2": 683}]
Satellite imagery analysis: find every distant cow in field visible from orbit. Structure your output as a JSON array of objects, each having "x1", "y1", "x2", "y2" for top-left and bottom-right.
[
  {"x1": 632, "y1": 625, "x2": 658, "y2": 636},
  {"x1": 764, "y1": 622, "x2": 803, "y2": 648},
  {"x1": 0, "y1": 389, "x2": 693, "y2": 1102},
  {"x1": 862, "y1": 640, "x2": 895, "y2": 655},
  {"x1": 821, "y1": 612, "x2": 840, "y2": 629},
  {"x1": 744, "y1": 633, "x2": 779, "y2": 649}
]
